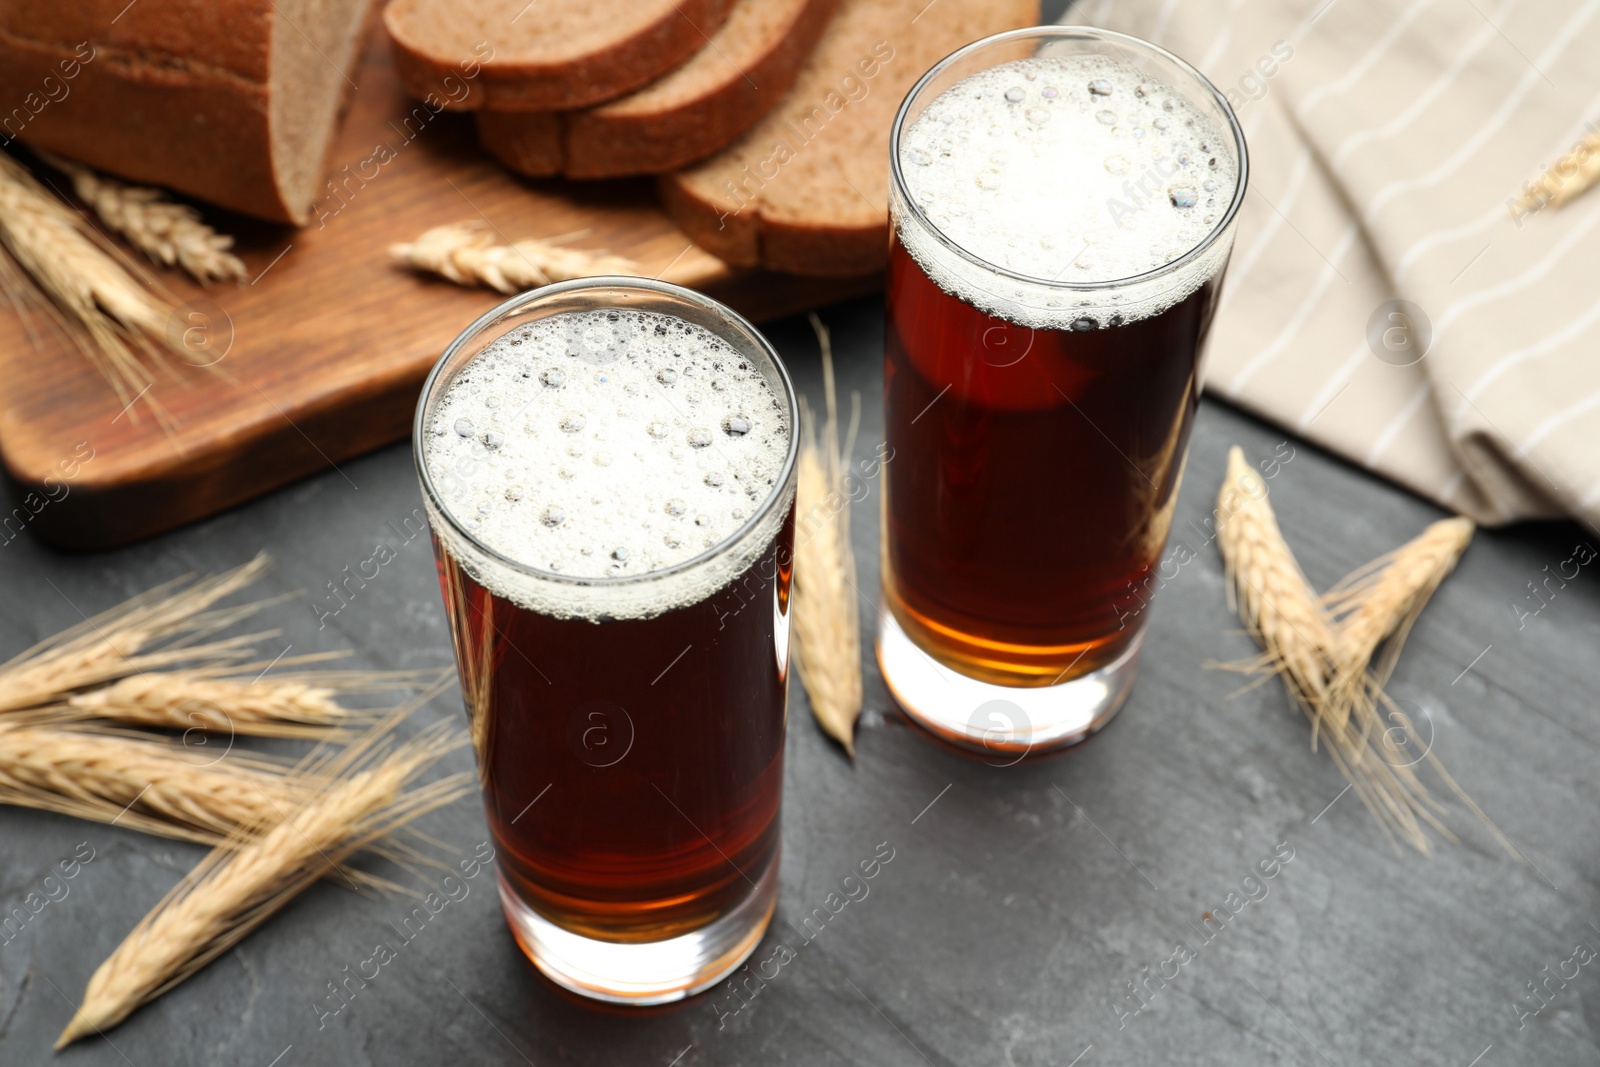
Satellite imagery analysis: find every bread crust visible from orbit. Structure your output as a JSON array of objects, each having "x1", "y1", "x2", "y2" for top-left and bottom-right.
[
  {"x1": 0, "y1": 0, "x2": 276, "y2": 82},
  {"x1": 0, "y1": 0, "x2": 368, "y2": 225},
  {"x1": 658, "y1": 165, "x2": 762, "y2": 265},
  {"x1": 475, "y1": 110, "x2": 563, "y2": 177},
  {"x1": 474, "y1": 0, "x2": 839, "y2": 180},
  {"x1": 386, "y1": 0, "x2": 738, "y2": 112}
]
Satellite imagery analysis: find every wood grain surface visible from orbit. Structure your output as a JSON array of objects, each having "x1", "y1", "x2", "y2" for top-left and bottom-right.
[{"x1": 0, "y1": 32, "x2": 879, "y2": 552}]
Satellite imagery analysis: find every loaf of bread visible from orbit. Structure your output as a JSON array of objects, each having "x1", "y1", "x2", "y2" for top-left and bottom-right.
[
  {"x1": 0, "y1": 0, "x2": 372, "y2": 225},
  {"x1": 385, "y1": 0, "x2": 737, "y2": 112},
  {"x1": 474, "y1": 0, "x2": 839, "y2": 180},
  {"x1": 660, "y1": 0, "x2": 1038, "y2": 277}
]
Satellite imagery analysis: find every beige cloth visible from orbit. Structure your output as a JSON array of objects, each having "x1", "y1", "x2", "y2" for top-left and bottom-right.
[{"x1": 1064, "y1": 0, "x2": 1600, "y2": 527}]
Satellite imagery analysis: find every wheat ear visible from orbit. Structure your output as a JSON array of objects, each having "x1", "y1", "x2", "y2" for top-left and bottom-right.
[
  {"x1": 0, "y1": 151, "x2": 186, "y2": 422},
  {"x1": 1323, "y1": 517, "x2": 1474, "y2": 687},
  {"x1": 60, "y1": 660, "x2": 430, "y2": 738},
  {"x1": 1549, "y1": 133, "x2": 1600, "y2": 208},
  {"x1": 1214, "y1": 447, "x2": 1335, "y2": 713},
  {"x1": 1319, "y1": 518, "x2": 1474, "y2": 745},
  {"x1": 1214, "y1": 447, "x2": 1451, "y2": 853},
  {"x1": 0, "y1": 722, "x2": 302, "y2": 845},
  {"x1": 390, "y1": 222, "x2": 640, "y2": 293},
  {"x1": 1318, "y1": 517, "x2": 1515, "y2": 857},
  {"x1": 34, "y1": 150, "x2": 246, "y2": 284},
  {"x1": 0, "y1": 553, "x2": 274, "y2": 714},
  {"x1": 792, "y1": 313, "x2": 864, "y2": 756},
  {"x1": 56, "y1": 717, "x2": 472, "y2": 1046}
]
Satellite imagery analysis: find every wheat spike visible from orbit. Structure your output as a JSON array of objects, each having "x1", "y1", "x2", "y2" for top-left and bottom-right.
[
  {"x1": 56, "y1": 717, "x2": 472, "y2": 1046},
  {"x1": 1319, "y1": 516, "x2": 1513, "y2": 858},
  {"x1": 35, "y1": 150, "x2": 246, "y2": 284},
  {"x1": 1549, "y1": 132, "x2": 1600, "y2": 208},
  {"x1": 0, "y1": 553, "x2": 273, "y2": 714},
  {"x1": 1215, "y1": 447, "x2": 1445, "y2": 853},
  {"x1": 64, "y1": 672, "x2": 361, "y2": 738},
  {"x1": 1323, "y1": 517, "x2": 1474, "y2": 685},
  {"x1": 0, "y1": 722, "x2": 302, "y2": 845},
  {"x1": 1214, "y1": 447, "x2": 1335, "y2": 713},
  {"x1": 390, "y1": 222, "x2": 640, "y2": 293},
  {"x1": 2, "y1": 557, "x2": 431, "y2": 733},
  {"x1": 0, "y1": 151, "x2": 187, "y2": 422},
  {"x1": 0, "y1": 153, "x2": 167, "y2": 334},
  {"x1": 792, "y1": 313, "x2": 864, "y2": 756},
  {"x1": 55, "y1": 655, "x2": 430, "y2": 738},
  {"x1": 1214, "y1": 449, "x2": 1509, "y2": 856}
]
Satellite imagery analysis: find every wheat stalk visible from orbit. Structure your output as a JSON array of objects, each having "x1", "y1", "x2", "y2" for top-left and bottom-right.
[
  {"x1": 792, "y1": 313, "x2": 863, "y2": 757},
  {"x1": 0, "y1": 150, "x2": 187, "y2": 423},
  {"x1": 56, "y1": 717, "x2": 472, "y2": 1047},
  {"x1": 0, "y1": 554, "x2": 276, "y2": 714},
  {"x1": 0, "y1": 721, "x2": 302, "y2": 845},
  {"x1": 35, "y1": 150, "x2": 246, "y2": 284},
  {"x1": 390, "y1": 222, "x2": 641, "y2": 293}
]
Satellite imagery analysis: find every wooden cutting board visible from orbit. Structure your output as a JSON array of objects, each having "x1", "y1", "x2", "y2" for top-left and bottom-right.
[{"x1": 0, "y1": 34, "x2": 880, "y2": 552}]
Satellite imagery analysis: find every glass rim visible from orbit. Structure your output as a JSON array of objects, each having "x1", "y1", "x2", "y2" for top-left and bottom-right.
[
  {"x1": 889, "y1": 24, "x2": 1251, "y2": 293},
  {"x1": 412, "y1": 276, "x2": 801, "y2": 591}
]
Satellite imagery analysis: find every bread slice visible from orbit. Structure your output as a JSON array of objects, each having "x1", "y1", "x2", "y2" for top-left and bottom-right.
[
  {"x1": 476, "y1": 112, "x2": 564, "y2": 178},
  {"x1": 660, "y1": 0, "x2": 1038, "y2": 277},
  {"x1": 474, "y1": 0, "x2": 840, "y2": 180},
  {"x1": 0, "y1": 0, "x2": 371, "y2": 225},
  {"x1": 385, "y1": 0, "x2": 738, "y2": 112}
]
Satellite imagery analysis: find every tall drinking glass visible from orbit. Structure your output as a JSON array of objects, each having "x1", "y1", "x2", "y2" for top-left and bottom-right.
[
  {"x1": 414, "y1": 278, "x2": 798, "y2": 1003},
  {"x1": 880, "y1": 27, "x2": 1248, "y2": 757}
]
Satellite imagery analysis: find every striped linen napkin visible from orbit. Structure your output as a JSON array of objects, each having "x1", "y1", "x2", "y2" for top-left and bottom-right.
[{"x1": 1065, "y1": 0, "x2": 1600, "y2": 527}]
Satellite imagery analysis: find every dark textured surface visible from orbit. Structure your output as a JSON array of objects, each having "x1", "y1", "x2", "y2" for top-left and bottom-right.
[{"x1": 1, "y1": 294, "x2": 1597, "y2": 1067}]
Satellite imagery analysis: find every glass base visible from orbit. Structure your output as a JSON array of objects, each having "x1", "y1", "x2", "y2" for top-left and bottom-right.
[
  {"x1": 497, "y1": 851, "x2": 778, "y2": 1005},
  {"x1": 877, "y1": 608, "x2": 1143, "y2": 760}
]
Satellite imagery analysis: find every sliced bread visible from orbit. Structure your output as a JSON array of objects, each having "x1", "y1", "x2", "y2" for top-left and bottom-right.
[
  {"x1": 474, "y1": 0, "x2": 840, "y2": 180},
  {"x1": 476, "y1": 111, "x2": 563, "y2": 178},
  {"x1": 385, "y1": 0, "x2": 737, "y2": 112},
  {"x1": 0, "y1": 0, "x2": 372, "y2": 225},
  {"x1": 660, "y1": 0, "x2": 1038, "y2": 277}
]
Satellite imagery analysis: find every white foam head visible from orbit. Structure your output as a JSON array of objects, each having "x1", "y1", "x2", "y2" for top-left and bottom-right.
[
  {"x1": 894, "y1": 48, "x2": 1244, "y2": 329},
  {"x1": 420, "y1": 304, "x2": 795, "y2": 621}
]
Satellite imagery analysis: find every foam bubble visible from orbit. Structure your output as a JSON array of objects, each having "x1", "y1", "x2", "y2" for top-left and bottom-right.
[
  {"x1": 423, "y1": 309, "x2": 790, "y2": 583},
  {"x1": 896, "y1": 53, "x2": 1240, "y2": 328}
]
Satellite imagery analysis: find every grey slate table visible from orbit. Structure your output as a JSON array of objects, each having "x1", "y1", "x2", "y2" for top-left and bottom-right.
[{"x1": 1, "y1": 294, "x2": 1596, "y2": 1066}]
